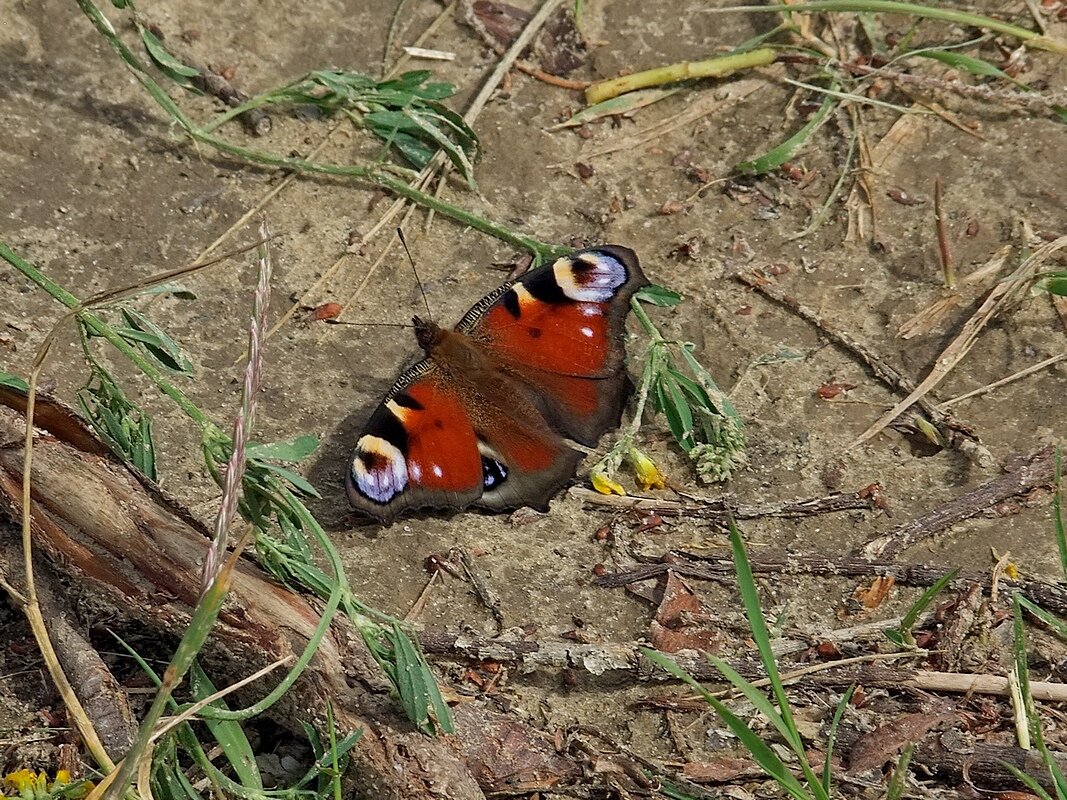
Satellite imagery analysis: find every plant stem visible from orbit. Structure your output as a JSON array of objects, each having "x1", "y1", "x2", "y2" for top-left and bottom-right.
[
  {"x1": 708, "y1": 1, "x2": 1067, "y2": 54},
  {"x1": 74, "y1": 0, "x2": 567, "y2": 262},
  {"x1": 0, "y1": 241, "x2": 212, "y2": 430},
  {"x1": 586, "y1": 47, "x2": 776, "y2": 104}
]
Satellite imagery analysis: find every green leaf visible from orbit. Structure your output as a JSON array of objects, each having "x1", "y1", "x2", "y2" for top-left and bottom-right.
[
  {"x1": 0, "y1": 372, "x2": 29, "y2": 391},
  {"x1": 737, "y1": 86, "x2": 837, "y2": 175},
  {"x1": 665, "y1": 367, "x2": 716, "y2": 415},
  {"x1": 393, "y1": 624, "x2": 453, "y2": 734},
  {"x1": 252, "y1": 461, "x2": 321, "y2": 498},
  {"x1": 913, "y1": 49, "x2": 1011, "y2": 80},
  {"x1": 246, "y1": 435, "x2": 319, "y2": 462},
  {"x1": 653, "y1": 377, "x2": 694, "y2": 451},
  {"x1": 117, "y1": 306, "x2": 195, "y2": 375},
  {"x1": 188, "y1": 662, "x2": 263, "y2": 790},
  {"x1": 139, "y1": 25, "x2": 200, "y2": 87},
  {"x1": 636, "y1": 284, "x2": 682, "y2": 307},
  {"x1": 1034, "y1": 275, "x2": 1067, "y2": 297},
  {"x1": 549, "y1": 87, "x2": 682, "y2": 130},
  {"x1": 885, "y1": 567, "x2": 960, "y2": 646}
]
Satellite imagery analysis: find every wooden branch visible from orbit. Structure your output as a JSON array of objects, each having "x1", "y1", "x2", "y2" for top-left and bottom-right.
[
  {"x1": 593, "y1": 547, "x2": 1067, "y2": 617},
  {"x1": 0, "y1": 393, "x2": 485, "y2": 800},
  {"x1": 419, "y1": 629, "x2": 1067, "y2": 701}
]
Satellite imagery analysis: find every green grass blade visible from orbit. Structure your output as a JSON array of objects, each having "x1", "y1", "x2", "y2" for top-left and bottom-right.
[
  {"x1": 1016, "y1": 595, "x2": 1067, "y2": 642},
  {"x1": 822, "y1": 686, "x2": 855, "y2": 795},
  {"x1": 641, "y1": 648, "x2": 812, "y2": 799},
  {"x1": 1054, "y1": 447, "x2": 1066, "y2": 580},
  {"x1": 706, "y1": 654, "x2": 795, "y2": 745},
  {"x1": 189, "y1": 662, "x2": 263, "y2": 790},
  {"x1": 1001, "y1": 763, "x2": 1055, "y2": 800},
  {"x1": 726, "y1": 518, "x2": 826, "y2": 797},
  {"x1": 885, "y1": 566, "x2": 960, "y2": 646},
  {"x1": 884, "y1": 743, "x2": 915, "y2": 800},
  {"x1": 737, "y1": 86, "x2": 837, "y2": 174}
]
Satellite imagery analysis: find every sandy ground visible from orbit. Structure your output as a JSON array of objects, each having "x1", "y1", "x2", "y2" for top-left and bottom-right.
[{"x1": 1, "y1": 0, "x2": 1066, "y2": 792}]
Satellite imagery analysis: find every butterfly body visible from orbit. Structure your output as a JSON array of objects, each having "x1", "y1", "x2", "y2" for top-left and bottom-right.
[{"x1": 347, "y1": 245, "x2": 648, "y2": 523}]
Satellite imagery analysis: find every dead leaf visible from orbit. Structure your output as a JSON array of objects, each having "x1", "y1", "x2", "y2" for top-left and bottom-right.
[
  {"x1": 309, "y1": 302, "x2": 342, "y2": 321},
  {"x1": 853, "y1": 575, "x2": 895, "y2": 609},
  {"x1": 649, "y1": 572, "x2": 722, "y2": 653},
  {"x1": 848, "y1": 713, "x2": 954, "y2": 773},
  {"x1": 453, "y1": 703, "x2": 581, "y2": 792},
  {"x1": 682, "y1": 755, "x2": 761, "y2": 783},
  {"x1": 817, "y1": 380, "x2": 857, "y2": 399}
]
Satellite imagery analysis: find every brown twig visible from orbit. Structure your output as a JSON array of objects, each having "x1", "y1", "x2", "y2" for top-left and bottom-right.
[
  {"x1": 735, "y1": 270, "x2": 991, "y2": 465},
  {"x1": 855, "y1": 446, "x2": 1056, "y2": 558},
  {"x1": 454, "y1": 547, "x2": 506, "y2": 632},
  {"x1": 569, "y1": 485, "x2": 877, "y2": 519}
]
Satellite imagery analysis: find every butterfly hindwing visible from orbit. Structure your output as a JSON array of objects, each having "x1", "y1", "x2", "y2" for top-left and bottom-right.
[
  {"x1": 347, "y1": 362, "x2": 483, "y2": 518},
  {"x1": 346, "y1": 360, "x2": 584, "y2": 520}
]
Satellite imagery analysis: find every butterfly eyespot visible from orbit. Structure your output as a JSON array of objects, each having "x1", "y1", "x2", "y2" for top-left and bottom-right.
[
  {"x1": 350, "y1": 435, "x2": 408, "y2": 504},
  {"x1": 553, "y1": 253, "x2": 627, "y2": 303},
  {"x1": 481, "y1": 457, "x2": 509, "y2": 489}
]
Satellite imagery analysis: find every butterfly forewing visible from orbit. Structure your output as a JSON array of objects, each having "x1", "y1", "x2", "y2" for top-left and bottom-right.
[{"x1": 462, "y1": 246, "x2": 648, "y2": 446}]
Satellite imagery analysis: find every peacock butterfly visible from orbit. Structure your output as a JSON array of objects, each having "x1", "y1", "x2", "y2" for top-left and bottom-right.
[{"x1": 346, "y1": 245, "x2": 648, "y2": 523}]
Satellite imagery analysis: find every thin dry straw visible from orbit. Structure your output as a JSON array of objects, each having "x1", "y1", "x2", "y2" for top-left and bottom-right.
[{"x1": 201, "y1": 217, "x2": 273, "y2": 597}]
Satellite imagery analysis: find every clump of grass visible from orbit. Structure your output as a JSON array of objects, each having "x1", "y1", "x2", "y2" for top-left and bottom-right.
[
  {"x1": 591, "y1": 287, "x2": 746, "y2": 494},
  {"x1": 73, "y1": 0, "x2": 566, "y2": 264},
  {"x1": 0, "y1": 232, "x2": 452, "y2": 796},
  {"x1": 642, "y1": 518, "x2": 849, "y2": 800}
]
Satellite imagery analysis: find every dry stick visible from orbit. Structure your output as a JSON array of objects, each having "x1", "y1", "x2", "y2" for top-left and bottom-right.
[
  {"x1": 734, "y1": 271, "x2": 990, "y2": 465},
  {"x1": 852, "y1": 234, "x2": 1067, "y2": 447},
  {"x1": 418, "y1": 629, "x2": 1067, "y2": 701},
  {"x1": 856, "y1": 445, "x2": 1056, "y2": 558},
  {"x1": 940, "y1": 352, "x2": 1067, "y2": 408},
  {"x1": 454, "y1": 547, "x2": 506, "y2": 632},
  {"x1": 569, "y1": 485, "x2": 876, "y2": 519}
]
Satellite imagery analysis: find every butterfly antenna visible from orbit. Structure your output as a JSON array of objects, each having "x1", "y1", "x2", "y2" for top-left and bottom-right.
[{"x1": 397, "y1": 228, "x2": 433, "y2": 322}]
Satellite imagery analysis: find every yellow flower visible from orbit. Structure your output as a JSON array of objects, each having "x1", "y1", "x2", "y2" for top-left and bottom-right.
[
  {"x1": 628, "y1": 448, "x2": 666, "y2": 490},
  {"x1": 591, "y1": 469, "x2": 625, "y2": 496},
  {"x1": 4, "y1": 770, "x2": 46, "y2": 799}
]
